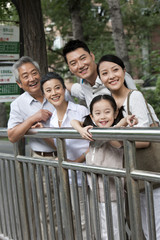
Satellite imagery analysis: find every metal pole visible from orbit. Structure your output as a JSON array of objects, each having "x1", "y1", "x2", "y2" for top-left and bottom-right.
[
  {"x1": 56, "y1": 137, "x2": 74, "y2": 240},
  {"x1": 124, "y1": 140, "x2": 144, "y2": 240}
]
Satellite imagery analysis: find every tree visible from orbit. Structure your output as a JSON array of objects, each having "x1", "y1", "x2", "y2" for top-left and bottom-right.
[
  {"x1": 121, "y1": 0, "x2": 160, "y2": 79},
  {"x1": 107, "y1": 0, "x2": 131, "y2": 73},
  {"x1": 67, "y1": 0, "x2": 84, "y2": 41},
  {"x1": 11, "y1": 0, "x2": 48, "y2": 75},
  {"x1": 41, "y1": 0, "x2": 114, "y2": 74},
  {"x1": 41, "y1": 0, "x2": 160, "y2": 80},
  {"x1": 0, "y1": 0, "x2": 48, "y2": 126},
  {"x1": 0, "y1": 0, "x2": 17, "y2": 127}
]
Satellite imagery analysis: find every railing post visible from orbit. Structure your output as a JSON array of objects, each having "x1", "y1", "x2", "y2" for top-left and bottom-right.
[
  {"x1": 13, "y1": 138, "x2": 25, "y2": 156},
  {"x1": 56, "y1": 137, "x2": 75, "y2": 240},
  {"x1": 13, "y1": 141, "x2": 30, "y2": 240},
  {"x1": 124, "y1": 140, "x2": 144, "y2": 240}
]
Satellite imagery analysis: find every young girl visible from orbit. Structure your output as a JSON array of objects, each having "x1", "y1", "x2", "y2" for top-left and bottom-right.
[{"x1": 71, "y1": 94, "x2": 138, "y2": 240}]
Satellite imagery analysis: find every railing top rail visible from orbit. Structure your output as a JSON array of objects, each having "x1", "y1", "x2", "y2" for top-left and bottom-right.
[
  {"x1": 24, "y1": 127, "x2": 160, "y2": 141},
  {"x1": 0, "y1": 127, "x2": 160, "y2": 141},
  {"x1": 0, "y1": 128, "x2": 9, "y2": 138}
]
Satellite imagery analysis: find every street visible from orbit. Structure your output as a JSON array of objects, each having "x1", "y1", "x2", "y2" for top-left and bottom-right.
[{"x1": 0, "y1": 140, "x2": 30, "y2": 155}]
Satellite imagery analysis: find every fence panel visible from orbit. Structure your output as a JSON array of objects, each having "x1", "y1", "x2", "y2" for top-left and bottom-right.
[{"x1": 0, "y1": 127, "x2": 160, "y2": 240}]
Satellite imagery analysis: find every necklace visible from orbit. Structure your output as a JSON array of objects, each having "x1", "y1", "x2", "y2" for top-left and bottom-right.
[{"x1": 58, "y1": 119, "x2": 63, "y2": 122}]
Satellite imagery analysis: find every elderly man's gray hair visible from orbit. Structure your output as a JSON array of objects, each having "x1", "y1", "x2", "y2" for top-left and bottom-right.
[{"x1": 12, "y1": 56, "x2": 40, "y2": 83}]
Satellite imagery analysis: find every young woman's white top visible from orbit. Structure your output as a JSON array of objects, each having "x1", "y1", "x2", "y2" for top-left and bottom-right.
[
  {"x1": 50, "y1": 101, "x2": 89, "y2": 185},
  {"x1": 123, "y1": 90, "x2": 159, "y2": 127}
]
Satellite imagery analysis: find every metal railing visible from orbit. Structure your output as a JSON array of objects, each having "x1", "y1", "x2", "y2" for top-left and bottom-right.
[{"x1": 0, "y1": 127, "x2": 160, "y2": 240}]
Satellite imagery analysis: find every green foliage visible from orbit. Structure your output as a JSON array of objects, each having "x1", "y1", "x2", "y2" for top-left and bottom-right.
[
  {"x1": 41, "y1": 0, "x2": 160, "y2": 81},
  {"x1": 140, "y1": 76, "x2": 160, "y2": 120},
  {"x1": 41, "y1": 0, "x2": 71, "y2": 37},
  {"x1": 121, "y1": 0, "x2": 160, "y2": 35},
  {"x1": 41, "y1": 0, "x2": 115, "y2": 74},
  {"x1": 2, "y1": 0, "x2": 159, "y2": 84},
  {"x1": 149, "y1": 50, "x2": 160, "y2": 75},
  {"x1": 140, "y1": 50, "x2": 160, "y2": 86},
  {"x1": 154, "y1": 76, "x2": 160, "y2": 119},
  {"x1": 0, "y1": 0, "x2": 19, "y2": 23},
  {"x1": 81, "y1": 0, "x2": 115, "y2": 62},
  {"x1": 121, "y1": 0, "x2": 160, "y2": 78},
  {"x1": 1, "y1": 0, "x2": 160, "y2": 123}
]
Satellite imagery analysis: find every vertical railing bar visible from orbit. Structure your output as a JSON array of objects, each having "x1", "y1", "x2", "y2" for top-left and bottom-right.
[
  {"x1": 28, "y1": 163, "x2": 42, "y2": 240},
  {"x1": 10, "y1": 160, "x2": 23, "y2": 240},
  {"x1": 124, "y1": 140, "x2": 143, "y2": 240},
  {"x1": 14, "y1": 141, "x2": 30, "y2": 240},
  {"x1": 36, "y1": 165, "x2": 49, "y2": 240},
  {"x1": 103, "y1": 175, "x2": 114, "y2": 240},
  {"x1": 91, "y1": 173, "x2": 101, "y2": 239},
  {"x1": 22, "y1": 162, "x2": 35, "y2": 240},
  {"x1": 1, "y1": 160, "x2": 11, "y2": 238},
  {"x1": 56, "y1": 137, "x2": 74, "y2": 240},
  {"x1": 81, "y1": 172, "x2": 92, "y2": 240},
  {"x1": 0, "y1": 160, "x2": 7, "y2": 235},
  {"x1": 5, "y1": 160, "x2": 16, "y2": 239},
  {"x1": 0, "y1": 208, "x2": 1, "y2": 233},
  {"x1": 43, "y1": 165, "x2": 56, "y2": 240},
  {"x1": 145, "y1": 181, "x2": 156, "y2": 240},
  {"x1": 114, "y1": 176, "x2": 126, "y2": 240},
  {"x1": 71, "y1": 169, "x2": 83, "y2": 240},
  {"x1": 51, "y1": 167, "x2": 63, "y2": 240},
  {"x1": 14, "y1": 159, "x2": 30, "y2": 240}
]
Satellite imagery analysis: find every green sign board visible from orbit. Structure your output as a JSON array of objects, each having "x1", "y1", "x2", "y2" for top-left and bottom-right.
[
  {"x1": 0, "y1": 25, "x2": 20, "y2": 60},
  {"x1": 0, "y1": 42, "x2": 20, "y2": 54},
  {"x1": 0, "y1": 83, "x2": 21, "y2": 95},
  {"x1": 0, "y1": 64, "x2": 20, "y2": 102},
  {"x1": 0, "y1": 25, "x2": 20, "y2": 101}
]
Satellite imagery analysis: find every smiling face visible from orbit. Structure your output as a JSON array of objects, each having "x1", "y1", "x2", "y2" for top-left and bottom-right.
[
  {"x1": 98, "y1": 61, "x2": 126, "y2": 92},
  {"x1": 17, "y1": 62, "x2": 41, "y2": 96},
  {"x1": 42, "y1": 78, "x2": 66, "y2": 108},
  {"x1": 66, "y1": 48, "x2": 97, "y2": 85},
  {"x1": 90, "y1": 99, "x2": 116, "y2": 128}
]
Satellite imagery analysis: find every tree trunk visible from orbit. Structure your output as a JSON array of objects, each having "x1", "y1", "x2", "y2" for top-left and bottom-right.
[
  {"x1": 107, "y1": 0, "x2": 131, "y2": 73},
  {"x1": 141, "y1": 35, "x2": 150, "y2": 77},
  {"x1": 68, "y1": 0, "x2": 84, "y2": 41},
  {"x1": 11, "y1": 0, "x2": 48, "y2": 75}
]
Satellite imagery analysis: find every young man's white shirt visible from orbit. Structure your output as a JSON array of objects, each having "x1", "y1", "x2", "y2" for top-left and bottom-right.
[{"x1": 70, "y1": 72, "x2": 137, "y2": 108}]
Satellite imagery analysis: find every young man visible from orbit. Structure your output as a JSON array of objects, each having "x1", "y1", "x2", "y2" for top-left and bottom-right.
[{"x1": 63, "y1": 39, "x2": 136, "y2": 108}]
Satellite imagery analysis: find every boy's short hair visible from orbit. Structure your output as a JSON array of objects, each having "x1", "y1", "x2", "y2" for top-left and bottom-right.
[{"x1": 63, "y1": 39, "x2": 90, "y2": 63}]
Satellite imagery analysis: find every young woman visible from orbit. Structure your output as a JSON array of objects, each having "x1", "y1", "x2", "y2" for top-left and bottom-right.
[
  {"x1": 97, "y1": 54, "x2": 160, "y2": 240},
  {"x1": 97, "y1": 54, "x2": 159, "y2": 129},
  {"x1": 40, "y1": 72, "x2": 89, "y2": 240},
  {"x1": 71, "y1": 94, "x2": 138, "y2": 240}
]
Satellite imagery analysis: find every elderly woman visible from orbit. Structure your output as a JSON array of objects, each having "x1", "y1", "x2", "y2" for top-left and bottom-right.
[{"x1": 40, "y1": 71, "x2": 89, "y2": 240}]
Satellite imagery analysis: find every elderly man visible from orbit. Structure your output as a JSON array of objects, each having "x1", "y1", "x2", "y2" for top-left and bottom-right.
[
  {"x1": 7, "y1": 56, "x2": 72, "y2": 240},
  {"x1": 8, "y1": 56, "x2": 72, "y2": 157}
]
